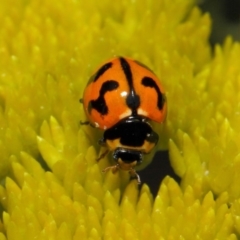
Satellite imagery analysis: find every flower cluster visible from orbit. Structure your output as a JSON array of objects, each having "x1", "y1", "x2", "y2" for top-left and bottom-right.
[{"x1": 0, "y1": 0, "x2": 239, "y2": 239}]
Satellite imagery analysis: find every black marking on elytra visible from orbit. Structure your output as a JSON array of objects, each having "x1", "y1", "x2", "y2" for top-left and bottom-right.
[
  {"x1": 92, "y1": 62, "x2": 112, "y2": 82},
  {"x1": 120, "y1": 57, "x2": 134, "y2": 87},
  {"x1": 88, "y1": 80, "x2": 119, "y2": 115},
  {"x1": 141, "y1": 77, "x2": 165, "y2": 110},
  {"x1": 120, "y1": 57, "x2": 140, "y2": 114}
]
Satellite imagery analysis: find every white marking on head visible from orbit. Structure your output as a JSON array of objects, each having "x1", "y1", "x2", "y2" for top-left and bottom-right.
[
  {"x1": 119, "y1": 109, "x2": 131, "y2": 119},
  {"x1": 137, "y1": 108, "x2": 148, "y2": 117}
]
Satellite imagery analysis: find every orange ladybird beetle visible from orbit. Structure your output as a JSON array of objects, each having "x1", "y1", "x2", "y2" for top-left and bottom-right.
[{"x1": 80, "y1": 57, "x2": 167, "y2": 183}]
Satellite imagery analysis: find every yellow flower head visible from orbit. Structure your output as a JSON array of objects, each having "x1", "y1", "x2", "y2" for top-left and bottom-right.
[{"x1": 0, "y1": 0, "x2": 240, "y2": 239}]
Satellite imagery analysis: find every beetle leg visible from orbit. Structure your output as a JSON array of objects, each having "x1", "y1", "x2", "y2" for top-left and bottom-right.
[
  {"x1": 80, "y1": 120, "x2": 90, "y2": 125},
  {"x1": 96, "y1": 149, "x2": 109, "y2": 162},
  {"x1": 80, "y1": 120, "x2": 96, "y2": 128},
  {"x1": 98, "y1": 138, "x2": 106, "y2": 146},
  {"x1": 102, "y1": 164, "x2": 119, "y2": 174}
]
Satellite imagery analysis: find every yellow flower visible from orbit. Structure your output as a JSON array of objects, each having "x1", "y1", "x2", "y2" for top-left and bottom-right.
[{"x1": 0, "y1": 0, "x2": 240, "y2": 239}]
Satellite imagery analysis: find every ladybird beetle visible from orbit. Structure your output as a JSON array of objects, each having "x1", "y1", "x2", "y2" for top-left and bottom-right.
[{"x1": 80, "y1": 57, "x2": 167, "y2": 183}]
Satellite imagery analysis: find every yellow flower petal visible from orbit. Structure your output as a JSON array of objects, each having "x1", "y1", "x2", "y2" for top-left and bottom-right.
[{"x1": 0, "y1": 0, "x2": 240, "y2": 239}]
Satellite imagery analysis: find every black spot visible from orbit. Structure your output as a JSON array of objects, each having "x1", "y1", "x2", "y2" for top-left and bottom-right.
[
  {"x1": 141, "y1": 77, "x2": 166, "y2": 110},
  {"x1": 92, "y1": 62, "x2": 112, "y2": 82},
  {"x1": 88, "y1": 80, "x2": 119, "y2": 115},
  {"x1": 126, "y1": 92, "x2": 140, "y2": 110}
]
